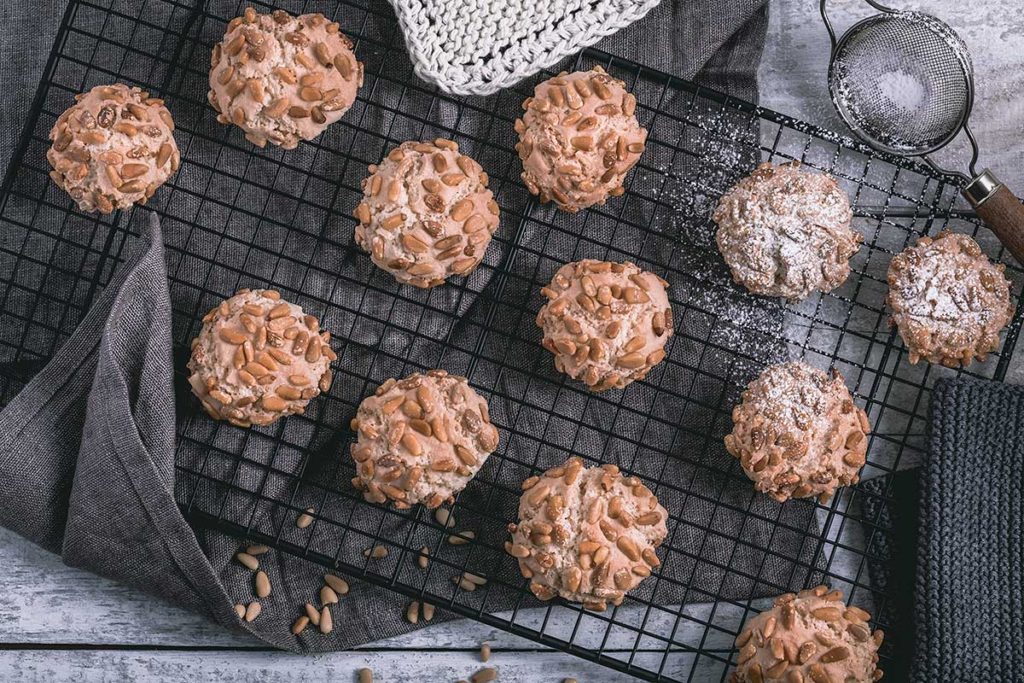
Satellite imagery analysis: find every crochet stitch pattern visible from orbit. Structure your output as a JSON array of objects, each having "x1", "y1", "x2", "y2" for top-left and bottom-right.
[{"x1": 387, "y1": 0, "x2": 661, "y2": 95}]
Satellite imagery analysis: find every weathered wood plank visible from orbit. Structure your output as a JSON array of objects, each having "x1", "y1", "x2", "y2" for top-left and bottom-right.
[{"x1": 0, "y1": 648, "x2": 689, "y2": 682}]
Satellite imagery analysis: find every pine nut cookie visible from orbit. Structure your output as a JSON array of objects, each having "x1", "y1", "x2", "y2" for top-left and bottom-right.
[
  {"x1": 353, "y1": 139, "x2": 500, "y2": 288},
  {"x1": 506, "y1": 458, "x2": 668, "y2": 611},
  {"x1": 887, "y1": 231, "x2": 1013, "y2": 367},
  {"x1": 730, "y1": 585, "x2": 884, "y2": 683},
  {"x1": 515, "y1": 67, "x2": 646, "y2": 212},
  {"x1": 537, "y1": 259, "x2": 673, "y2": 391},
  {"x1": 208, "y1": 7, "x2": 362, "y2": 149},
  {"x1": 188, "y1": 289, "x2": 336, "y2": 428},
  {"x1": 724, "y1": 361, "x2": 869, "y2": 503},
  {"x1": 713, "y1": 162, "x2": 860, "y2": 301},
  {"x1": 349, "y1": 370, "x2": 499, "y2": 509},
  {"x1": 47, "y1": 83, "x2": 179, "y2": 214}
]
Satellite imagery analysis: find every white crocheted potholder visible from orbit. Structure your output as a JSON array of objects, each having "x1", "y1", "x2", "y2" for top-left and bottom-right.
[{"x1": 388, "y1": 0, "x2": 662, "y2": 96}]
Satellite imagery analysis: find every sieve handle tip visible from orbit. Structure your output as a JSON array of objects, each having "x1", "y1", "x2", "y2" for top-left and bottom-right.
[{"x1": 966, "y1": 169, "x2": 1024, "y2": 265}]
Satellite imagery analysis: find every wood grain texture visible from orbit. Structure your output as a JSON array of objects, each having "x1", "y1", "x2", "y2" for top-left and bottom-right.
[{"x1": 974, "y1": 184, "x2": 1024, "y2": 265}]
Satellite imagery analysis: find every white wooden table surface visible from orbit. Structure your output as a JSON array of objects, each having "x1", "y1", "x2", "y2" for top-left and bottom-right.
[{"x1": 1, "y1": 1, "x2": 1021, "y2": 681}]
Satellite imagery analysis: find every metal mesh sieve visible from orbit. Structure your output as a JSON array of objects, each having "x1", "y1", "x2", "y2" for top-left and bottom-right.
[{"x1": 828, "y1": 11, "x2": 974, "y2": 156}]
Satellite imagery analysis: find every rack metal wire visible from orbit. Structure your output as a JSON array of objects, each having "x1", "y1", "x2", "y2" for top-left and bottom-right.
[{"x1": 1, "y1": 0, "x2": 1022, "y2": 680}]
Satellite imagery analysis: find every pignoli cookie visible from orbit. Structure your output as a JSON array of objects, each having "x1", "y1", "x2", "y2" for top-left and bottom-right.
[
  {"x1": 350, "y1": 370, "x2": 499, "y2": 508},
  {"x1": 714, "y1": 162, "x2": 860, "y2": 301},
  {"x1": 537, "y1": 259, "x2": 673, "y2": 391},
  {"x1": 208, "y1": 8, "x2": 362, "y2": 149},
  {"x1": 188, "y1": 289, "x2": 335, "y2": 427},
  {"x1": 47, "y1": 83, "x2": 179, "y2": 214},
  {"x1": 887, "y1": 230, "x2": 1013, "y2": 367},
  {"x1": 730, "y1": 585, "x2": 884, "y2": 683},
  {"x1": 506, "y1": 457, "x2": 668, "y2": 611},
  {"x1": 725, "y1": 361, "x2": 869, "y2": 503},
  {"x1": 353, "y1": 139, "x2": 500, "y2": 287},
  {"x1": 515, "y1": 67, "x2": 646, "y2": 212}
]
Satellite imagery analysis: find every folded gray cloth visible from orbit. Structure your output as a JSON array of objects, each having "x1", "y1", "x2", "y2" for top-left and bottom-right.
[{"x1": 0, "y1": 0, "x2": 803, "y2": 655}]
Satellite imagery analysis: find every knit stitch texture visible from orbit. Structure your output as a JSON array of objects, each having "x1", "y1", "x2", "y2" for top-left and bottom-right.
[
  {"x1": 388, "y1": 0, "x2": 661, "y2": 94},
  {"x1": 914, "y1": 377, "x2": 1024, "y2": 682}
]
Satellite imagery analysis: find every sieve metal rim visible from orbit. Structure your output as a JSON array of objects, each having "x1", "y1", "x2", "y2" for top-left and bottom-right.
[{"x1": 826, "y1": 10, "x2": 976, "y2": 157}]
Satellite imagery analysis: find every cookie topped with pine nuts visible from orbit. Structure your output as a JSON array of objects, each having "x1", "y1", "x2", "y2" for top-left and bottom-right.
[
  {"x1": 350, "y1": 370, "x2": 499, "y2": 509},
  {"x1": 730, "y1": 585, "x2": 884, "y2": 683},
  {"x1": 47, "y1": 83, "x2": 179, "y2": 214},
  {"x1": 724, "y1": 361, "x2": 870, "y2": 503},
  {"x1": 353, "y1": 139, "x2": 500, "y2": 288},
  {"x1": 506, "y1": 457, "x2": 668, "y2": 611},
  {"x1": 536, "y1": 259, "x2": 673, "y2": 391},
  {"x1": 887, "y1": 230, "x2": 1013, "y2": 367},
  {"x1": 713, "y1": 161, "x2": 860, "y2": 302},
  {"x1": 515, "y1": 67, "x2": 646, "y2": 212},
  {"x1": 188, "y1": 289, "x2": 336, "y2": 428},
  {"x1": 208, "y1": 7, "x2": 362, "y2": 149}
]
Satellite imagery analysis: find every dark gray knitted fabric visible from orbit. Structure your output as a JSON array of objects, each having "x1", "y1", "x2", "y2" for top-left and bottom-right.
[{"x1": 915, "y1": 377, "x2": 1024, "y2": 682}]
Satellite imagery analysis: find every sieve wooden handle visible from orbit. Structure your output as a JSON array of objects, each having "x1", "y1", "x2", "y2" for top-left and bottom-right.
[{"x1": 965, "y1": 169, "x2": 1024, "y2": 265}]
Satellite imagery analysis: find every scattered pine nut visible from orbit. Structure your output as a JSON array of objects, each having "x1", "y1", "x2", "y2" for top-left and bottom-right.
[
  {"x1": 405, "y1": 600, "x2": 420, "y2": 624},
  {"x1": 324, "y1": 573, "x2": 350, "y2": 595},
  {"x1": 471, "y1": 667, "x2": 497, "y2": 683},
  {"x1": 448, "y1": 530, "x2": 476, "y2": 545},
  {"x1": 291, "y1": 615, "x2": 310, "y2": 635},
  {"x1": 358, "y1": 668, "x2": 373, "y2": 683},
  {"x1": 235, "y1": 552, "x2": 259, "y2": 571},
  {"x1": 480, "y1": 642, "x2": 491, "y2": 662},
  {"x1": 417, "y1": 546, "x2": 430, "y2": 569},
  {"x1": 435, "y1": 507, "x2": 455, "y2": 528},
  {"x1": 319, "y1": 605, "x2": 333, "y2": 634},
  {"x1": 297, "y1": 507, "x2": 315, "y2": 529},
  {"x1": 246, "y1": 544, "x2": 270, "y2": 555},
  {"x1": 462, "y1": 572, "x2": 487, "y2": 586},
  {"x1": 363, "y1": 545, "x2": 388, "y2": 559},
  {"x1": 563, "y1": 679, "x2": 578, "y2": 683},
  {"x1": 305, "y1": 602, "x2": 320, "y2": 626},
  {"x1": 320, "y1": 585, "x2": 339, "y2": 605},
  {"x1": 422, "y1": 602, "x2": 435, "y2": 622},
  {"x1": 244, "y1": 602, "x2": 261, "y2": 622},
  {"x1": 255, "y1": 570, "x2": 271, "y2": 598},
  {"x1": 455, "y1": 576, "x2": 478, "y2": 592},
  {"x1": 233, "y1": 603, "x2": 245, "y2": 619}
]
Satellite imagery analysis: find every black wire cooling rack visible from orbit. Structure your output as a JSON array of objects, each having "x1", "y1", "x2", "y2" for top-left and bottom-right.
[{"x1": 1, "y1": 0, "x2": 1022, "y2": 680}]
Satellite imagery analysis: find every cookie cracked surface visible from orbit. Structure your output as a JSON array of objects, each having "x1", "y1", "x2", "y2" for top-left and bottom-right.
[
  {"x1": 724, "y1": 361, "x2": 869, "y2": 503},
  {"x1": 208, "y1": 7, "x2": 362, "y2": 149},
  {"x1": 47, "y1": 83, "x2": 179, "y2": 214},
  {"x1": 730, "y1": 585, "x2": 884, "y2": 683},
  {"x1": 350, "y1": 370, "x2": 499, "y2": 508},
  {"x1": 515, "y1": 67, "x2": 646, "y2": 212},
  {"x1": 506, "y1": 457, "x2": 668, "y2": 611},
  {"x1": 713, "y1": 162, "x2": 860, "y2": 301},
  {"x1": 537, "y1": 259, "x2": 673, "y2": 391},
  {"x1": 887, "y1": 230, "x2": 1013, "y2": 367},
  {"x1": 354, "y1": 139, "x2": 500, "y2": 287},
  {"x1": 188, "y1": 289, "x2": 336, "y2": 427}
]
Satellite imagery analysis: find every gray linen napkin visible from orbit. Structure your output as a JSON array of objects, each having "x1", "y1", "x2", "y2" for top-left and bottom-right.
[{"x1": 0, "y1": 0, "x2": 793, "y2": 654}]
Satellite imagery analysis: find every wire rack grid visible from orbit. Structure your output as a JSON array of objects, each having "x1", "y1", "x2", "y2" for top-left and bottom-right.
[{"x1": 0, "y1": 0, "x2": 1022, "y2": 681}]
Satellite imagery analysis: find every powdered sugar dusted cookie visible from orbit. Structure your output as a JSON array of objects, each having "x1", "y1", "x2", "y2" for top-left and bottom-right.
[
  {"x1": 730, "y1": 585, "x2": 884, "y2": 683},
  {"x1": 515, "y1": 67, "x2": 646, "y2": 212},
  {"x1": 537, "y1": 259, "x2": 672, "y2": 391},
  {"x1": 188, "y1": 289, "x2": 336, "y2": 427},
  {"x1": 47, "y1": 83, "x2": 179, "y2": 214},
  {"x1": 350, "y1": 370, "x2": 499, "y2": 509},
  {"x1": 887, "y1": 230, "x2": 1013, "y2": 367},
  {"x1": 208, "y1": 8, "x2": 362, "y2": 149},
  {"x1": 506, "y1": 457, "x2": 668, "y2": 611},
  {"x1": 724, "y1": 361, "x2": 869, "y2": 503},
  {"x1": 714, "y1": 162, "x2": 860, "y2": 301},
  {"x1": 354, "y1": 139, "x2": 500, "y2": 288}
]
